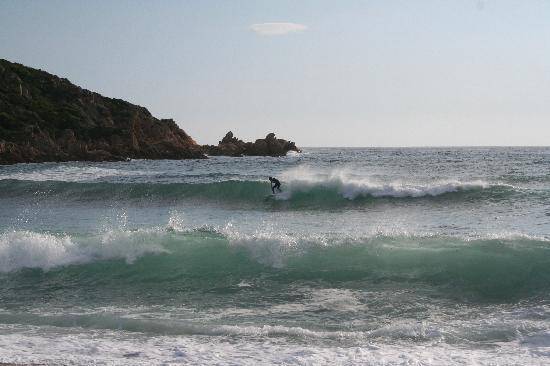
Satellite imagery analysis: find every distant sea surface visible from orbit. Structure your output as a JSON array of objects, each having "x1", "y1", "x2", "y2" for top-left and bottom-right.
[{"x1": 0, "y1": 147, "x2": 549, "y2": 365}]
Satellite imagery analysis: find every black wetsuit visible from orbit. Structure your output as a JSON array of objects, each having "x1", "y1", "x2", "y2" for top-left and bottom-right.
[{"x1": 270, "y1": 178, "x2": 281, "y2": 194}]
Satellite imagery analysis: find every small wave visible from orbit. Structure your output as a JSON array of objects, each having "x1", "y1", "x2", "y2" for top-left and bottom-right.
[
  {"x1": 0, "y1": 310, "x2": 434, "y2": 341},
  {"x1": 0, "y1": 165, "x2": 148, "y2": 182}
]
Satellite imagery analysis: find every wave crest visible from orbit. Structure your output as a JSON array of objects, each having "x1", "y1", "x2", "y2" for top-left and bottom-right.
[
  {"x1": 0, "y1": 229, "x2": 168, "y2": 272},
  {"x1": 276, "y1": 177, "x2": 495, "y2": 201},
  {"x1": 0, "y1": 177, "x2": 513, "y2": 207},
  {"x1": 1, "y1": 224, "x2": 550, "y2": 299}
]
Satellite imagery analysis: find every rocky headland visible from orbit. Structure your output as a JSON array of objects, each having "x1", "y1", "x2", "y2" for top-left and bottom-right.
[
  {"x1": 0, "y1": 59, "x2": 300, "y2": 165},
  {"x1": 203, "y1": 131, "x2": 300, "y2": 157},
  {"x1": 0, "y1": 59, "x2": 205, "y2": 164}
]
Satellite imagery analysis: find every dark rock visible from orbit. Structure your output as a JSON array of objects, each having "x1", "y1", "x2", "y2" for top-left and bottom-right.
[
  {"x1": 265, "y1": 132, "x2": 276, "y2": 141},
  {"x1": 0, "y1": 59, "x2": 205, "y2": 165},
  {"x1": 203, "y1": 132, "x2": 300, "y2": 157}
]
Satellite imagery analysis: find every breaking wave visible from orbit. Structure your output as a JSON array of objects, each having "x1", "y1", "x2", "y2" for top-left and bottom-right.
[
  {"x1": 1, "y1": 225, "x2": 550, "y2": 300},
  {"x1": 0, "y1": 177, "x2": 518, "y2": 207}
]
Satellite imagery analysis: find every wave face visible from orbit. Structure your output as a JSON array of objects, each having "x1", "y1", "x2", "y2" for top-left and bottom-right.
[
  {"x1": 0, "y1": 160, "x2": 541, "y2": 210},
  {"x1": 0, "y1": 177, "x2": 520, "y2": 208},
  {"x1": 2, "y1": 227, "x2": 550, "y2": 301}
]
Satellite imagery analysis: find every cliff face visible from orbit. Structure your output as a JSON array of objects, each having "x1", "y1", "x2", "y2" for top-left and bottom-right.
[
  {"x1": 0, "y1": 59, "x2": 205, "y2": 164},
  {"x1": 203, "y1": 131, "x2": 301, "y2": 157}
]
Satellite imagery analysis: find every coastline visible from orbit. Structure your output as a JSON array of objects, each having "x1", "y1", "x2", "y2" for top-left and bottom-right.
[{"x1": 0, "y1": 59, "x2": 299, "y2": 165}]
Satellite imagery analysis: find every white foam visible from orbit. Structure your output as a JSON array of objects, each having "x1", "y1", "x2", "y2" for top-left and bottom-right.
[
  {"x1": 89, "y1": 228, "x2": 169, "y2": 264},
  {"x1": 2, "y1": 217, "x2": 545, "y2": 273},
  {"x1": 219, "y1": 222, "x2": 324, "y2": 268},
  {"x1": 167, "y1": 210, "x2": 187, "y2": 232},
  {"x1": 285, "y1": 150, "x2": 301, "y2": 157},
  {"x1": 0, "y1": 229, "x2": 168, "y2": 272},
  {"x1": 277, "y1": 166, "x2": 505, "y2": 199},
  {"x1": 0, "y1": 231, "x2": 84, "y2": 272},
  {"x1": 166, "y1": 216, "x2": 550, "y2": 270},
  {"x1": 308, "y1": 288, "x2": 366, "y2": 312},
  {"x1": 259, "y1": 289, "x2": 365, "y2": 316},
  {"x1": 0, "y1": 323, "x2": 546, "y2": 365}
]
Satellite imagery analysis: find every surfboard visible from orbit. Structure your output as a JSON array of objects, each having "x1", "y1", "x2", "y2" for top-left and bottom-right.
[{"x1": 265, "y1": 191, "x2": 282, "y2": 200}]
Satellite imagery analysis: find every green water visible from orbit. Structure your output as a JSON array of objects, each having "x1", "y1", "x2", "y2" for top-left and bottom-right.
[{"x1": 0, "y1": 147, "x2": 549, "y2": 364}]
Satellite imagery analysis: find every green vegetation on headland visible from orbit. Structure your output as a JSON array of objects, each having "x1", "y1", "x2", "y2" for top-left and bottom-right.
[{"x1": 0, "y1": 59, "x2": 299, "y2": 165}]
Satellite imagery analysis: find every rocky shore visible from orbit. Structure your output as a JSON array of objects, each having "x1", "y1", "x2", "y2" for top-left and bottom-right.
[
  {"x1": 0, "y1": 59, "x2": 300, "y2": 165},
  {"x1": 0, "y1": 59, "x2": 204, "y2": 164},
  {"x1": 203, "y1": 131, "x2": 300, "y2": 157}
]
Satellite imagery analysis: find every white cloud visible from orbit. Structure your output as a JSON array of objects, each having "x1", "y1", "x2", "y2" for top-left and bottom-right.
[{"x1": 249, "y1": 22, "x2": 307, "y2": 36}]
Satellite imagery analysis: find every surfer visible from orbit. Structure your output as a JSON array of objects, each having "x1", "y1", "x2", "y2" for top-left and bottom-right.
[{"x1": 269, "y1": 177, "x2": 281, "y2": 194}]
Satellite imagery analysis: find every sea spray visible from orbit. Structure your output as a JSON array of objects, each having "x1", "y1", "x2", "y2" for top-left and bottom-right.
[
  {"x1": 0, "y1": 228, "x2": 168, "y2": 272},
  {"x1": 2, "y1": 224, "x2": 550, "y2": 300}
]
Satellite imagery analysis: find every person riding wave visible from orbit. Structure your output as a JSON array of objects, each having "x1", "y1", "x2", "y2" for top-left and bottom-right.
[{"x1": 269, "y1": 177, "x2": 281, "y2": 194}]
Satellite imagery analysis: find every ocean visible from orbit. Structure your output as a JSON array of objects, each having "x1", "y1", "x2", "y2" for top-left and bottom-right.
[{"x1": 0, "y1": 147, "x2": 549, "y2": 365}]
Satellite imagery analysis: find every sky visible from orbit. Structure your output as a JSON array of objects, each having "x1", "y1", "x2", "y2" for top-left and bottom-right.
[{"x1": 1, "y1": 0, "x2": 549, "y2": 146}]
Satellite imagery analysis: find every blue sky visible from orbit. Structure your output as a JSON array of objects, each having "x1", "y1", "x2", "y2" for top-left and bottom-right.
[{"x1": 1, "y1": 0, "x2": 549, "y2": 146}]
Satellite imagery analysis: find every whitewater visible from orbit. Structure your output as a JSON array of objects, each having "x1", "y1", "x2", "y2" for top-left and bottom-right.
[{"x1": 0, "y1": 147, "x2": 549, "y2": 365}]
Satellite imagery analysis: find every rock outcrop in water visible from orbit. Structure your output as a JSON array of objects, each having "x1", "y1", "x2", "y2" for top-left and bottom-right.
[
  {"x1": 203, "y1": 131, "x2": 301, "y2": 157},
  {"x1": 0, "y1": 59, "x2": 205, "y2": 164}
]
